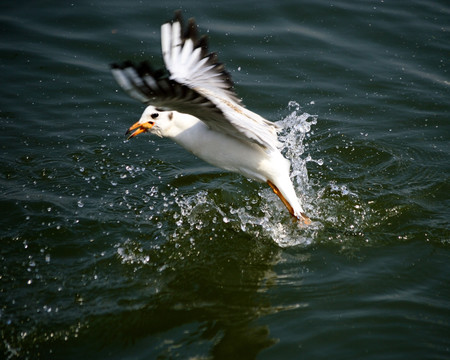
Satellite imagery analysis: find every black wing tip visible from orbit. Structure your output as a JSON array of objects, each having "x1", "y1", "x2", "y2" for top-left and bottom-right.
[
  {"x1": 111, "y1": 60, "x2": 154, "y2": 72},
  {"x1": 110, "y1": 60, "x2": 135, "y2": 70},
  {"x1": 167, "y1": 11, "x2": 224, "y2": 69},
  {"x1": 168, "y1": 12, "x2": 238, "y2": 100},
  {"x1": 110, "y1": 62, "x2": 124, "y2": 70},
  {"x1": 170, "y1": 11, "x2": 201, "y2": 45},
  {"x1": 172, "y1": 9, "x2": 184, "y2": 25},
  {"x1": 112, "y1": 10, "x2": 239, "y2": 104},
  {"x1": 197, "y1": 35, "x2": 209, "y2": 55},
  {"x1": 185, "y1": 17, "x2": 198, "y2": 40}
]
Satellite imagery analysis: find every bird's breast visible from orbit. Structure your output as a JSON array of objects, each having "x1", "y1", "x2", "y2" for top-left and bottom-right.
[{"x1": 169, "y1": 121, "x2": 276, "y2": 182}]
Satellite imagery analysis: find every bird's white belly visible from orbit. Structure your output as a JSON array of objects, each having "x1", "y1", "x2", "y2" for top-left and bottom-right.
[{"x1": 172, "y1": 121, "x2": 281, "y2": 183}]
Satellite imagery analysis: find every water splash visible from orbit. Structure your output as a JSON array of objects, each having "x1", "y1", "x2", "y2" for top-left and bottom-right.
[
  {"x1": 279, "y1": 101, "x2": 319, "y2": 190},
  {"x1": 116, "y1": 239, "x2": 151, "y2": 265},
  {"x1": 256, "y1": 101, "x2": 320, "y2": 246},
  {"x1": 115, "y1": 101, "x2": 373, "y2": 252},
  {"x1": 159, "y1": 101, "x2": 322, "y2": 248}
]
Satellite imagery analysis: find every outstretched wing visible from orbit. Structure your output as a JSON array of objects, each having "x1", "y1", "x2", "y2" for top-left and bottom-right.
[
  {"x1": 161, "y1": 11, "x2": 241, "y2": 105},
  {"x1": 111, "y1": 11, "x2": 281, "y2": 150},
  {"x1": 111, "y1": 60, "x2": 221, "y2": 116}
]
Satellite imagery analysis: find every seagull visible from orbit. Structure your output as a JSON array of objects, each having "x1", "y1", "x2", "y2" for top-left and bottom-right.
[{"x1": 110, "y1": 11, "x2": 310, "y2": 224}]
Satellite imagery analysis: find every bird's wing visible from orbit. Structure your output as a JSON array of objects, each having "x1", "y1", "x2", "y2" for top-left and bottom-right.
[
  {"x1": 160, "y1": 11, "x2": 240, "y2": 105},
  {"x1": 111, "y1": 11, "x2": 281, "y2": 150}
]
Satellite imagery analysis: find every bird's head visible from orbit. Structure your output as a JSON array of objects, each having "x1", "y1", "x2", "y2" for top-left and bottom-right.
[{"x1": 125, "y1": 106, "x2": 173, "y2": 139}]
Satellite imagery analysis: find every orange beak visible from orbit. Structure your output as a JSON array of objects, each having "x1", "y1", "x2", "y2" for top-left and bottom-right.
[{"x1": 125, "y1": 121, "x2": 155, "y2": 140}]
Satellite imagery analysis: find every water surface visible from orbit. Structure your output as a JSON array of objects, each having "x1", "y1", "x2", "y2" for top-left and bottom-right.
[{"x1": 1, "y1": 0, "x2": 449, "y2": 359}]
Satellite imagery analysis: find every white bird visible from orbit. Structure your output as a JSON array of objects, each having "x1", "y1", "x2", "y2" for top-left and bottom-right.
[{"x1": 111, "y1": 11, "x2": 310, "y2": 224}]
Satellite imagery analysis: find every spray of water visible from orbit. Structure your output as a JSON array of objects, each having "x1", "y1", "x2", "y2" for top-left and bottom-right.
[
  {"x1": 165, "y1": 101, "x2": 322, "y2": 247},
  {"x1": 115, "y1": 100, "x2": 373, "y2": 256}
]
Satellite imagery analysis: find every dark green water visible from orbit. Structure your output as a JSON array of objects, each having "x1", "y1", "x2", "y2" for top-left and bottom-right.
[{"x1": 1, "y1": 1, "x2": 449, "y2": 359}]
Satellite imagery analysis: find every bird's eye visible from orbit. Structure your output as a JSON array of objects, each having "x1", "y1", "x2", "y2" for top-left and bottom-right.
[{"x1": 151, "y1": 113, "x2": 159, "y2": 119}]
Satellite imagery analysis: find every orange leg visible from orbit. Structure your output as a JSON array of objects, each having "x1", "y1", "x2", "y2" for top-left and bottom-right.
[{"x1": 267, "y1": 180, "x2": 311, "y2": 225}]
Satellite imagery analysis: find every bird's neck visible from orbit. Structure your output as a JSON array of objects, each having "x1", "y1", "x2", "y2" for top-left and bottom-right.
[{"x1": 163, "y1": 113, "x2": 209, "y2": 150}]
